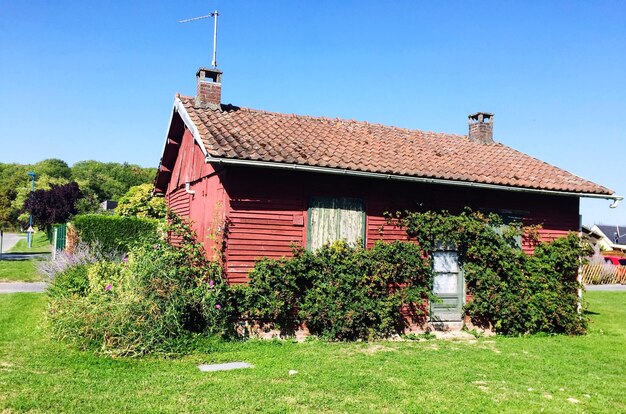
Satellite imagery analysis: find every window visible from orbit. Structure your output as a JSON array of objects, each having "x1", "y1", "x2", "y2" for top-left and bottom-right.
[
  {"x1": 482, "y1": 210, "x2": 525, "y2": 248},
  {"x1": 307, "y1": 197, "x2": 365, "y2": 251}
]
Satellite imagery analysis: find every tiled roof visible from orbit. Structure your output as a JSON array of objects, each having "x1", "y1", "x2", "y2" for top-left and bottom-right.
[{"x1": 178, "y1": 95, "x2": 612, "y2": 195}]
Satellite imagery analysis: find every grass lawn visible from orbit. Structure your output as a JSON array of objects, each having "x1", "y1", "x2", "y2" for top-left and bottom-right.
[
  {"x1": 1, "y1": 292, "x2": 624, "y2": 413},
  {"x1": 0, "y1": 259, "x2": 43, "y2": 282},
  {"x1": 8, "y1": 232, "x2": 52, "y2": 253}
]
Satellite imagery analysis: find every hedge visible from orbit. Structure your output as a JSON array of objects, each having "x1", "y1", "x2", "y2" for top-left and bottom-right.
[{"x1": 72, "y1": 214, "x2": 160, "y2": 254}]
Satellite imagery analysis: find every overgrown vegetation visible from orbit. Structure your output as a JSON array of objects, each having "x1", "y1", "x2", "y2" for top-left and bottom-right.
[
  {"x1": 72, "y1": 214, "x2": 160, "y2": 254},
  {"x1": 391, "y1": 209, "x2": 589, "y2": 335},
  {"x1": 45, "y1": 208, "x2": 591, "y2": 356},
  {"x1": 47, "y1": 213, "x2": 227, "y2": 357},
  {"x1": 234, "y1": 209, "x2": 589, "y2": 339},
  {"x1": 235, "y1": 240, "x2": 434, "y2": 340}
]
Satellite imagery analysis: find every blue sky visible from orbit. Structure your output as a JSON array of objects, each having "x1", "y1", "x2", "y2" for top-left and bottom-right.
[{"x1": 1, "y1": 1, "x2": 625, "y2": 225}]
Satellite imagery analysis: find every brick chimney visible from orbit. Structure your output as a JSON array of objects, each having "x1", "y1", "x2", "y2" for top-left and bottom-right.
[
  {"x1": 195, "y1": 67, "x2": 222, "y2": 108},
  {"x1": 468, "y1": 112, "x2": 494, "y2": 144}
]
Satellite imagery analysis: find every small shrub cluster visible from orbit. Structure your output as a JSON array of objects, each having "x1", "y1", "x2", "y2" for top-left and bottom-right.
[
  {"x1": 41, "y1": 242, "x2": 121, "y2": 298},
  {"x1": 393, "y1": 209, "x2": 589, "y2": 335},
  {"x1": 47, "y1": 212, "x2": 227, "y2": 357},
  {"x1": 72, "y1": 214, "x2": 159, "y2": 254},
  {"x1": 235, "y1": 240, "x2": 434, "y2": 341}
]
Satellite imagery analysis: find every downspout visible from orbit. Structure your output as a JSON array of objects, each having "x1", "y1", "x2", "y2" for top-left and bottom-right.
[{"x1": 185, "y1": 182, "x2": 195, "y2": 195}]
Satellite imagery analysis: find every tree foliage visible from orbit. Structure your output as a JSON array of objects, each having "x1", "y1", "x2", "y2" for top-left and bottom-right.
[
  {"x1": 71, "y1": 160, "x2": 156, "y2": 202},
  {"x1": 33, "y1": 159, "x2": 72, "y2": 180},
  {"x1": 115, "y1": 183, "x2": 166, "y2": 219},
  {"x1": 0, "y1": 160, "x2": 156, "y2": 229},
  {"x1": 22, "y1": 182, "x2": 83, "y2": 233}
]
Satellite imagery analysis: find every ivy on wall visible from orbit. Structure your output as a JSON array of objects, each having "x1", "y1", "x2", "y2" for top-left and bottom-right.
[{"x1": 390, "y1": 209, "x2": 590, "y2": 335}]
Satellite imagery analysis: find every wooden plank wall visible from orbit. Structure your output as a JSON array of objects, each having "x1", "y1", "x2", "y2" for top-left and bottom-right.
[
  {"x1": 186, "y1": 166, "x2": 581, "y2": 283},
  {"x1": 225, "y1": 197, "x2": 305, "y2": 283}
]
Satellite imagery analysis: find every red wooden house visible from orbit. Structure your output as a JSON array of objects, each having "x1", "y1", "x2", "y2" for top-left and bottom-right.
[{"x1": 154, "y1": 68, "x2": 620, "y2": 322}]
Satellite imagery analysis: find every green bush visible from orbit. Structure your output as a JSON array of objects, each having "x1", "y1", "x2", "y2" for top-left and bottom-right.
[
  {"x1": 237, "y1": 240, "x2": 434, "y2": 340},
  {"x1": 464, "y1": 233, "x2": 588, "y2": 335},
  {"x1": 394, "y1": 209, "x2": 589, "y2": 335},
  {"x1": 72, "y1": 214, "x2": 160, "y2": 254},
  {"x1": 48, "y1": 213, "x2": 227, "y2": 357}
]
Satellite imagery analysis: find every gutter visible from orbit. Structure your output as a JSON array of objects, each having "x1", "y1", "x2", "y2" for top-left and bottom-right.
[{"x1": 205, "y1": 155, "x2": 623, "y2": 202}]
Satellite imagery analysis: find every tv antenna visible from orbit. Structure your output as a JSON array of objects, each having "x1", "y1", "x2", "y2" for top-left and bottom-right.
[{"x1": 179, "y1": 10, "x2": 219, "y2": 68}]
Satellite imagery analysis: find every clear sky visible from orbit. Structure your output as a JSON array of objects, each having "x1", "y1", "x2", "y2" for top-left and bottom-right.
[{"x1": 1, "y1": 1, "x2": 625, "y2": 225}]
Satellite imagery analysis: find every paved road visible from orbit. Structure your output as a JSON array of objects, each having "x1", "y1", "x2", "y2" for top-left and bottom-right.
[
  {"x1": 1, "y1": 232, "x2": 24, "y2": 253},
  {"x1": 0, "y1": 252, "x2": 50, "y2": 261},
  {"x1": 585, "y1": 284, "x2": 626, "y2": 291},
  {"x1": 0, "y1": 282, "x2": 46, "y2": 293}
]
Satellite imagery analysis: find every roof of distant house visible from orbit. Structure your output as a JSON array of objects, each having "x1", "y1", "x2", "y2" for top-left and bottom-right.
[
  {"x1": 595, "y1": 225, "x2": 626, "y2": 245},
  {"x1": 172, "y1": 95, "x2": 612, "y2": 196}
]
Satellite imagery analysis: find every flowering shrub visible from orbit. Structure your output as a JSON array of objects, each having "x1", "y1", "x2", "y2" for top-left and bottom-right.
[
  {"x1": 48, "y1": 212, "x2": 227, "y2": 357},
  {"x1": 42, "y1": 242, "x2": 123, "y2": 298}
]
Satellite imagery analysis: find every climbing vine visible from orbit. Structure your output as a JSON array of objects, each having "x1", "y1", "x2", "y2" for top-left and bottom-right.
[{"x1": 388, "y1": 208, "x2": 590, "y2": 335}]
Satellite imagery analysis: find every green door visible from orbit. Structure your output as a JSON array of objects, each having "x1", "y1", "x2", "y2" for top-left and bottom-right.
[{"x1": 430, "y1": 247, "x2": 464, "y2": 322}]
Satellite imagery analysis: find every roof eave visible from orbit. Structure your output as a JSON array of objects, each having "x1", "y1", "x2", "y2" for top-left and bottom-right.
[{"x1": 204, "y1": 155, "x2": 622, "y2": 202}]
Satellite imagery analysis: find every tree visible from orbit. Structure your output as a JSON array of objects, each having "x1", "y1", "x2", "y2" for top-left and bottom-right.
[
  {"x1": 72, "y1": 160, "x2": 156, "y2": 202},
  {"x1": 12, "y1": 175, "x2": 70, "y2": 225},
  {"x1": 115, "y1": 183, "x2": 166, "y2": 219},
  {"x1": 22, "y1": 182, "x2": 83, "y2": 233},
  {"x1": 0, "y1": 163, "x2": 29, "y2": 230},
  {"x1": 33, "y1": 159, "x2": 72, "y2": 180}
]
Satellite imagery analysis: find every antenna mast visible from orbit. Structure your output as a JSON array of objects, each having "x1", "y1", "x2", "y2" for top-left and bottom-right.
[{"x1": 179, "y1": 10, "x2": 219, "y2": 68}]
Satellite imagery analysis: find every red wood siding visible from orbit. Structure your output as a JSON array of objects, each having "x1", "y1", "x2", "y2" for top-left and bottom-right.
[
  {"x1": 167, "y1": 162, "x2": 580, "y2": 284},
  {"x1": 224, "y1": 186, "x2": 306, "y2": 283},
  {"x1": 218, "y1": 167, "x2": 580, "y2": 283},
  {"x1": 164, "y1": 127, "x2": 229, "y2": 257}
]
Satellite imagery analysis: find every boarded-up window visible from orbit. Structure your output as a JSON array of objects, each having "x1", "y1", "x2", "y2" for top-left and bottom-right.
[{"x1": 308, "y1": 197, "x2": 365, "y2": 251}]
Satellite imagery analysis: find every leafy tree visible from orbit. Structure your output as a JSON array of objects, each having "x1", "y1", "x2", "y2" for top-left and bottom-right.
[
  {"x1": 12, "y1": 175, "x2": 70, "y2": 224},
  {"x1": 0, "y1": 163, "x2": 30, "y2": 230},
  {"x1": 115, "y1": 183, "x2": 166, "y2": 219},
  {"x1": 22, "y1": 182, "x2": 83, "y2": 233},
  {"x1": 72, "y1": 161, "x2": 156, "y2": 202},
  {"x1": 0, "y1": 159, "x2": 155, "y2": 230},
  {"x1": 33, "y1": 159, "x2": 72, "y2": 180}
]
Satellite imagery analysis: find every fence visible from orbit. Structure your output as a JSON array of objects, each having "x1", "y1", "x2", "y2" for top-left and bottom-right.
[
  {"x1": 581, "y1": 263, "x2": 626, "y2": 285},
  {"x1": 52, "y1": 224, "x2": 67, "y2": 260}
]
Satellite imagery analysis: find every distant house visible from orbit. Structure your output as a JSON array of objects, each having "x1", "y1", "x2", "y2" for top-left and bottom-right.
[
  {"x1": 590, "y1": 224, "x2": 626, "y2": 253},
  {"x1": 154, "y1": 67, "x2": 620, "y2": 323},
  {"x1": 99, "y1": 200, "x2": 118, "y2": 211}
]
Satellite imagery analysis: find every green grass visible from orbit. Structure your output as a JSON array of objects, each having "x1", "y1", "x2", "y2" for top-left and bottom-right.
[
  {"x1": 0, "y1": 259, "x2": 43, "y2": 282},
  {"x1": 8, "y1": 232, "x2": 52, "y2": 253},
  {"x1": 1, "y1": 292, "x2": 624, "y2": 413}
]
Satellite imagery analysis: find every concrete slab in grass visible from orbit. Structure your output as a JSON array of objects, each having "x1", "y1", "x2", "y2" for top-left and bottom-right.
[{"x1": 198, "y1": 362, "x2": 253, "y2": 372}]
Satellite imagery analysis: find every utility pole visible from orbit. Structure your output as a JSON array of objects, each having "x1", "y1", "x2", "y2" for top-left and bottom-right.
[{"x1": 26, "y1": 171, "x2": 35, "y2": 248}]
